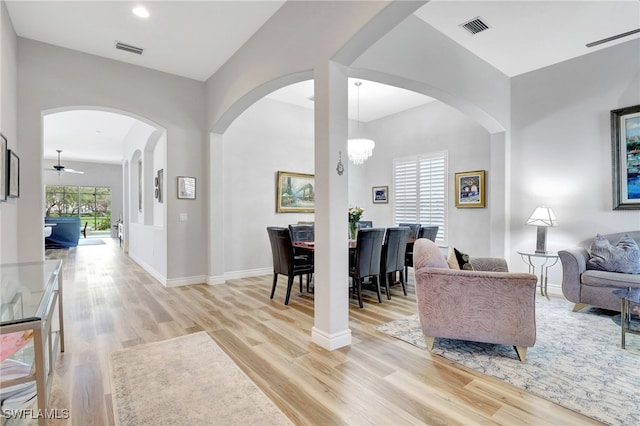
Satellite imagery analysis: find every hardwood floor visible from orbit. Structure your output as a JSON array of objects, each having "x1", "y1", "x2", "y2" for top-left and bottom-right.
[{"x1": 42, "y1": 238, "x2": 599, "y2": 425}]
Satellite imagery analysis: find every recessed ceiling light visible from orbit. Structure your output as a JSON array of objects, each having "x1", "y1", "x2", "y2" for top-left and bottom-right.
[{"x1": 132, "y1": 6, "x2": 149, "y2": 19}]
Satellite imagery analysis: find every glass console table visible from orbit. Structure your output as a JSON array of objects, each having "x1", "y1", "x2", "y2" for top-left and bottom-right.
[{"x1": 0, "y1": 260, "x2": 64, "y2": 425}]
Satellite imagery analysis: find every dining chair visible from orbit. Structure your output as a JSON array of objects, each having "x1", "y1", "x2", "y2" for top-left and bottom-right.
[
  {"x1": 399, "y1": 223, "x2": 421, "y2": 278},
  {"x1": 349, "y1": 227, "x2": 385, "y2": 308},
  {"x1": 381, "y1": 226, "x2": 412, "y2": 298},
  {"x1": 404, "y1": 224, "x2": 440, "y2": 279},
  {"x1": 288, "y1": 223, "x2": 315, "y2": 292},
  {"x1": 267, "y1": 227, "x2": 314, "y2": 305}
]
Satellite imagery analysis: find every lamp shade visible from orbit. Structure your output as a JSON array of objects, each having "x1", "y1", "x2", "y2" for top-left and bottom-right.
[
  {"x1": 347, "y1": 138, "x2": 375, "y2": 165},
  {"x1": 526, "y1": 207, "x2": 557, "y2": 227}
]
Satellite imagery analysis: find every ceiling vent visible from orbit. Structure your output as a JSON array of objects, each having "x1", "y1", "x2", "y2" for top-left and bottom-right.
[
  {"x1": 115, "y1": 41, "x2": 144, "y2": 55},
  {"x1": 460, "y1": 17, "x2": 490, "y2": 35}
]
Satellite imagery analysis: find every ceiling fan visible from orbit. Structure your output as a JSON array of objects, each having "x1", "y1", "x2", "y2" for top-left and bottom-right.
[{"x1": 45, "y1": 150, "x2": 84, "y2": 175}]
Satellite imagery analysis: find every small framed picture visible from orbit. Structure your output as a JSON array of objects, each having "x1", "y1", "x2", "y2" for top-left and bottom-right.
[
  {"x1": 8, "y1": 149, "x2": 19, "y2": 198},
  {"x1": 454, "y1": 170, "x2": 485, "y2": 208},
  {"x1": 372, "y1": 186, "x2": 388, "y2": 204},
  {"x1": 177, "y1": 176, "x2": 196, "y2": 200}
]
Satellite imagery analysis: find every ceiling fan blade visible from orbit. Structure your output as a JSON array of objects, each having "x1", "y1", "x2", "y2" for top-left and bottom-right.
[{"x1": 64, "y1": 169, "x2": 85, "y2": 174}]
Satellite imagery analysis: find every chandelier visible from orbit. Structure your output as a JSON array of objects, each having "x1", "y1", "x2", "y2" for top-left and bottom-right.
[{"x1": 348, "y1": 82, "x2": 375, "y2": 165}]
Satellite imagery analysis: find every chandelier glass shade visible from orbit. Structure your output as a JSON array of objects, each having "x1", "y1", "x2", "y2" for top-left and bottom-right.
[
  {"x1": 348, "y1": 138, "x2": 375, "y2": 165},
  {"x1": 348, "y1": 81, "x2": 375, "y2": 165}
]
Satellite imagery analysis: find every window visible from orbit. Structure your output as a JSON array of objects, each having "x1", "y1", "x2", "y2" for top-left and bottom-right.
[
  {"x1": 393, "y1": 151, "x2": 447, "y2": 242},
  {"x1": 46, "y1": 185, "x2": 112, "y2": 235}
]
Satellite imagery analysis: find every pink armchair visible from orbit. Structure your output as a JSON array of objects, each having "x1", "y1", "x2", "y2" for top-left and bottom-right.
[{"x1": 413, "y1": 239, "x2": 538, "y2": 362}]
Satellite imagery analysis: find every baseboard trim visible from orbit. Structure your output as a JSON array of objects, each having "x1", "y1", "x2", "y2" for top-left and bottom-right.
[
  {"x1": 166, "y1": 275, "x2": 207, "y2": 288},
  {"x1": 311, "y1": 326, "x2": 352, "y2": 350},
  {"x1": 206, "y1": 267, "x2": 272, "y2": 285},
  {"x1": 129, "y1": 253, "x2": 167, "y2": 286}
]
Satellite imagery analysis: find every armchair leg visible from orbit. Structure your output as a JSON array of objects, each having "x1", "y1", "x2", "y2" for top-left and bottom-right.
[
  {"x1": 514, "y1": 346, "x2": 528, "y2": 363},
  {"x1": 270, "y1": 273, "x2": 278, "y2": 299},
  {"x1": 425, "y1": 336, "x2": 435, "y2": 351},
  {"x1": 572, "y1": 303, "x2": 587, "y2": 312}
]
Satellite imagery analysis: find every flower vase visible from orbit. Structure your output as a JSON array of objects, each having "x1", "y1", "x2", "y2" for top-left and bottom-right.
[{"x1": 349, "y1": 222, "x2": 358, "y2": 240}]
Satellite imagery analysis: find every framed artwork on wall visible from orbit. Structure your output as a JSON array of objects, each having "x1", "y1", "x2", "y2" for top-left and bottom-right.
[
  {"x1": 8, "y1": 149, "x2": 19, "y2": 198},
  {"x1": 137, "y1": 159, "x2": 143, "y2": 211},
  {"x1": 372, "y1": 186, "x2": 388, "y2": 204},
  {"x1": 177, "y1": 176, "x2": 196, "y2": 199},
  {"x1": 454, "y1": 170, "x2": 485, "y2": 208},
  {"x1": 276, "y1": 171, "x2": 314, "y2": 213},
  {"x1": 155, "y1": 168, "x2": 163, "y2": 203},
  {"x1": 0, "y1": 133, "x2": 6, "y2": 201},
  {"x1": 611, "y1": 104, "x2": 640, "y2": 210}
]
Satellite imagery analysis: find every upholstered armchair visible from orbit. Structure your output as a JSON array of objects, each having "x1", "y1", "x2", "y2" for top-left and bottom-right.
[{"x1": 413, "y1": 239, "x2": 538, "y2": 362}]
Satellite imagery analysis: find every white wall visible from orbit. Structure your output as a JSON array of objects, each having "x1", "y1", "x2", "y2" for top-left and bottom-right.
[
  {"x1": 16, "y1": 39, "x2": 205, "y2": 283},
  {"x1": 0, "y1": 0, "x2": 18, "y2": 263},
  {"x1": 222, "y1": 97, "x2": 314, "y2": 275},
  {"x1": 43, "y1": 159, "x2": 123, "y2": 237},
  {"x1": 510, "y1": 38, "x2": 640, "y2": 286}
]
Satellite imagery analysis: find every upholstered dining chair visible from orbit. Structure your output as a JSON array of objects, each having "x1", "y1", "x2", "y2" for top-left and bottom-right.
[
  {"x1": 266, "y1": 227, "x2": 314, "y2": 305},
  {"x1": 381, "y1": 226, "x2": 412, "y2": 298},
  {"x1": 399, "y1": 222, "x2": 421, "y2": 279},
  {"x1": 349, "y1": 227, "x2": 385, "y2": 308},
  {"x1": 288, "y1": 223, "x2": 315, "y2": 292}
]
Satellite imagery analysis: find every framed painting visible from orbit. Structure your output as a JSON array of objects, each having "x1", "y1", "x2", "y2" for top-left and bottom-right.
[
  {"x1": 372, "y1": 186, "x2": 388, "y2": 204},
  {"x1": 7, "y1": 149, "x2": 19, "y2": 198},
  {"x1": 137, "y1": 159, "x2": 142, "y2": 211},
  {"x1": 155, "y1": 168, "x2": 163, "y2": 203},
  {"x1": 611, "y1": 104, "x2": 640, "y2": 210},
  {"x1": 276, "y1": 171, "x2": 314, "y2": 213},
  {"x1": 454, "y1": 170, "x2": 485, "y2": 208},
  {"x1": 177, "y1": 176, "x2": 196, "y2": 199},
  {"x1": 0, "y1": 133, "x2": 6, "y2": 201}
]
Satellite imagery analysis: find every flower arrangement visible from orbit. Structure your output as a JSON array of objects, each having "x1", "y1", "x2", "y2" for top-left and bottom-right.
[
  {"x1": 348, "y1": 206, "x2": 364, "y2": 239},
  {"x1": 348, "y1": 206, "x2": 364, "y2": 224}
]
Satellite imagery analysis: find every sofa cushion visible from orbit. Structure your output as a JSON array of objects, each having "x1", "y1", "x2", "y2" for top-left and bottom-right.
[
  {"x1": 581, "y1": 270, "x2": 640, "y2": 287},
  {"x1": 587, "y1": 234, "x2": 640, "y2": 274}
]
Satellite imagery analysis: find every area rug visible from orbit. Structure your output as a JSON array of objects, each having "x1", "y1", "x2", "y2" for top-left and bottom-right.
[
  {"x1": 376, "y1": 297, "x2": 639, "y2": 426},
  {"x1": 109, "y1": 332, "x2": 292, "y2": 426},
  {"x1": 77, "y1": 238, "x2": 105, "y2": 246}
]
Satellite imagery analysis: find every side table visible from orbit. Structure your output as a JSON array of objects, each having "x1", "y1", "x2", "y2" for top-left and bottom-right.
[
  {"x1": 517, "y1": 251, "x2": 559, "y2": 299},
  {"x1": 613, "y1": 287, "x2": 640, "y2": 349}
]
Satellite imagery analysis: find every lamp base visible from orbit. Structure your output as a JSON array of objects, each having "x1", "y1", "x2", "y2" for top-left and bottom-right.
[{"x1": 535, "y1": 226, "x2": 548, "y2": 254}]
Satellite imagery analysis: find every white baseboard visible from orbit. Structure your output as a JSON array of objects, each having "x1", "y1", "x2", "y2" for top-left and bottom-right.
[
  {"x1": 206, "y1": 267, "x2": 272, "y2": 285},
  {"x1": 311, "y1": 326, "x2": 352, "y2": 350},
  {"x1": 166, "y1": 275, "x2": 207, "y2": 288},
  {"x1": 129, "y1": 253, "x2": 167, "y2": 286}
]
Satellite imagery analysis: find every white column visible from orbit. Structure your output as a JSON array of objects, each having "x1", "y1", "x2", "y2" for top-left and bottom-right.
[
  {"x1": 208, "y1": 132, "x2": 226, "y2": 284},
  {"x1": 311, "y1": 61, "x2": 351, "y2": 350}
]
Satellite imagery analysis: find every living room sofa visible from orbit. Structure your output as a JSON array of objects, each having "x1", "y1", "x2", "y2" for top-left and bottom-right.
[
  {"x1": 558, "y1": 231, "x2": 640, "y2": 312},
  {"x1": 413, "y1": 239, "x2": 538, "y2": 362}
]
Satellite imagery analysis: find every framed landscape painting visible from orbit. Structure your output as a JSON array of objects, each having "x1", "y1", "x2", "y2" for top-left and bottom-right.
[
  {"x1": 611, "y1": 104, "x2": 640, "y2": 210},
  {"x1": 8, "y1": 149, "x2": 19, "y2": 198},
  {"x1": 0, "y1": 133, "x2": 6, "y2": 201},
  {"x1": 276, "y1": 171, "x2": 314, "y2": 213},
  {"x1": 454, "y1": 170, "x2": 485, "y2": 208}
]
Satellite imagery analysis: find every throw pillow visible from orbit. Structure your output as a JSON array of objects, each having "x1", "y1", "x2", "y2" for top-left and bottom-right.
[
  {"x1": 454, "y1": 247, "x2": 473, "y2": 270},
  {"x1": 587, "y1": 234, "x2": 640, "y2": 274},
  {"x1": 446, "y1": 247, "x2": 460, "y2": 270}
]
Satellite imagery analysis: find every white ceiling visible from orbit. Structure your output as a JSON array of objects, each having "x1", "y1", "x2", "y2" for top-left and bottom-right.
[{"x1": 6, "y1": 0, "x2": 639, "y2": 164}]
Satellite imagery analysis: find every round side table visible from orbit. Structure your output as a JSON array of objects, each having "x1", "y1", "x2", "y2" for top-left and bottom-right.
[{"x1": 517, "y1": 251, "x2": 559, "y2": 299}]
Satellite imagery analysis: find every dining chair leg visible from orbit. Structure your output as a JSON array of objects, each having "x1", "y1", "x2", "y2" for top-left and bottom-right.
[
  {"x1": 374, "y1": 276, "x2": 383, "y2": 303},
  {"x1": 384, "y1": 273, "x2": 392, "y2": 300},
  {"x1": 285, "y1": 275, "x2": 295, "y2": 305},
  {"x1": 299, "y1": 274, "x2": 304, "y2": 293},
  {"x1": 399, "y1": 271, "x2": 407, "y2": 296},
  {"x1": 404, "y1": 266, "x2": 408, "y2": 281},
  {"x1": 357, "y1": 278, "x2": 364, "y2": 308},
  {"x1": 270, "y1": 273, "x2": 278, "y2": 299}
]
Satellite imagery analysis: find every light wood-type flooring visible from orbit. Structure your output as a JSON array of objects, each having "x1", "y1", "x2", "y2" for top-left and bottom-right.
[{"x1": 41, "y1": 238, "x2": 599, "y2": 425}]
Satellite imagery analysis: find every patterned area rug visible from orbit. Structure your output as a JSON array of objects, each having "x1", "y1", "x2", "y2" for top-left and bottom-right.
[
  {"x1": 109, "y1": 332, "x2": 292, "y2": 426},
  {"x1": 376, "y1": 297, "x2": 640, "y2": 426}
]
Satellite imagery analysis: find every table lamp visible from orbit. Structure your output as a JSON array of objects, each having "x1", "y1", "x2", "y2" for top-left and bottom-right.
[{"x1": 526, "y1": 206, "x2": 557, "y2": 254}]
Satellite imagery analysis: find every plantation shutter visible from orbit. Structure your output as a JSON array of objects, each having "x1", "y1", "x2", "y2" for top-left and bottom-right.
[{"x1": 393, "y1": 151, "x2": 447, "y2": 242}]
